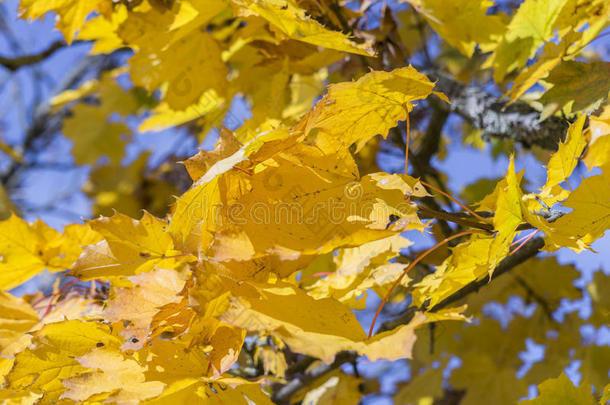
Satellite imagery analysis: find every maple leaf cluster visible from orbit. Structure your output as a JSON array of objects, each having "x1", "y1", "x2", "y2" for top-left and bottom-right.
[{"x1": 0, "y1": 0, "x2": 608, "y2": 404}]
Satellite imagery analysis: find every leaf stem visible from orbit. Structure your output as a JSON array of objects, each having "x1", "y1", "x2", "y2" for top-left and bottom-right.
[
  {"x1": 420, "y1": 180, "x2": 488, "y2": 222},
  {"x1": 368, "y1": 229, "x2": 477, "y2": 337},
  {"x1": 510, "y1": 229, "x2": 540, "y2": 255},
  {"x1": 404, "y1": 112, "x2": 411, "y2": 174}
]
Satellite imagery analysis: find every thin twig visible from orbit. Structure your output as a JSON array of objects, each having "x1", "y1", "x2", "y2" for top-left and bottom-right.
[
  {"x1": 0, "y1": 40, "x2": 70, "y2": 71},
  {"x1": 368, "y1": 230, "x2": 478, "y2": 337},
  {"x1": 420, "y1": 180, "x2": 489, "y2": 222}
]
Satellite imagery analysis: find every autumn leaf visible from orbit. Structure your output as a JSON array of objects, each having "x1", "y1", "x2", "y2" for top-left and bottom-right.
[
  {"x1": 221, "y1": 281, "x2": 467, "y2": 362},
  {"x1": 504, "y1": 31, "x2": 582, "y2": 105},
  {"x1": 519, "y1": 372, "x2": 596, "y2": 404},
  {"x1": 242, "y1": 0, "x2": 374, "y2": 56},
  {"x1": 302, "y1": 65, "x2": 446, "y2": 151},
  {"x1": 63, "y1": 104, "x2": 130, "y2": 167},
  {"x1": 102, "y1": 268, "x2": 189, "y2": 349},
  {"x1": 541, "y1": 114, "x2": 587, "y2": 193},
  {"x1": 583, "y1": 105, "x2": 610, "y2": 171},
  {"x1": 413, "y1": 157, "x2": 522, "y2": 307},
  {"x1": 5, "y1": 2, "x2": 610, "y2": 403},
  {"x1": 5, "y1": 320, "x2": 122, "y2": 401},
  {"x1": 18, "y1": 0, "x2": 110, "y2": 43},
  {"x1": 539, "y1": 169, "x2": 610, "y2": 252},
  {"x1": 0, "y1": 291, "x2": 38, "y2": 357},
  {"x1": 484, "y1": 0, "x2": 568, "y2": 81},
  {"x1": 0, "y1": 216, "x2": 100, "y2": 291},
  {"x1": 61, "y1": 347, "x2": 165, "y2": 403},
  {"x1": 539, "y1": 61, "x2": 610, "y2": 118},
  {"x1": 406, "y1": 0, "x2": 506, "y2": 57},
  {"x1": 71, "y1": 211, "x2": 192, "y2": 281}
]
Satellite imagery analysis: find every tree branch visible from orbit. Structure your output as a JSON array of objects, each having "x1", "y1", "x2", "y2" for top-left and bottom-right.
[
  {"x1": 429, "y1": 236, "x2": 545, "y2": 311},
  {"x1": 271, "y1": 238, "x2": 545, "y2": 402},
  {"x1": 428, "y1": 71, "x2": 569, "y2": 150},
  {"x1": 272, "y1": 351, "x2": 358, "y2": 404},
  {"x1": 378, "y1": 236, "x2": 545, "y2": 332},
  {"x1": 418, "y1": 205, "x2": 494, "y2": 232},
  {"x1": 0, "y1": 40, "x2": 68, "y2": 71},
  {"x1": 1, "y1": 52, "x2": 124, "y2": 189},
  {"x1": 418, "y1": 100, "x2": 449, "y2": 164}
]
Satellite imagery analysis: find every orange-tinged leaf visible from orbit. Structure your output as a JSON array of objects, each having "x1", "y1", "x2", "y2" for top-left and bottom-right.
[
  {"x1": 60, "y1": 347, "x2": 165, "y2": 403},
  {"x1": 102, "y1": 268, "x2": 188, "y2": 350}
]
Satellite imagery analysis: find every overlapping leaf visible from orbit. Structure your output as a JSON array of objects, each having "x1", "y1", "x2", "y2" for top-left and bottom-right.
[{"x1": 302, "y1": 65, "x2": 446, "y2": 151}]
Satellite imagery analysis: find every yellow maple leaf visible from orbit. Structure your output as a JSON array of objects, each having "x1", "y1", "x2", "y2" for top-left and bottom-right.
[
  {"x1": 182, "y1": 127, "x2": 243, "y2": 182},
  {"x1": 300, "y1": 371, "x2": 364, "y2": 405},
  {"x1": 139, "y1": 90, "x2": 225, "y2": 132},
  {"x1": 18, "y1": 0, "x2": 111, "y2": 43},
  {"x1": 583, "y1": 105, "x2": 610, "y2": 171},
  {"x1": 169, "y1": 127, "x2": 297, "y2": 254},
  {"x1": 118, "y1": 0, "x2": 229, "y2": 110},
  {"x1": 484, "y1": 0, "x2": 568, "y2": 81},
  {"x1": 85, "y1": 152, "x2": 178, "y2": 218},
  {"x1": 78, "y1": 5, "x2": 128, "y2": 54},
  {"x1": 241, "y1": 0, "x2": 374, "y2": 56},
  {"x1": 303, "y1": 65, "x2": 446, "y2": 151},
  {"x1": 209, "y1": 169, "x2": 424, "y2": 261},
  {"x1": 540, "y1": 61, "x2": 610, "y2": 119},
  {"x1": 490, "y1": 155, "x2": 523, "y2": 272},
  {"x1": 406, "y1": 0, "x2": 506, "y2": 57},
  {"x1": 541, "y1": 114, "x2": 587, "y2": 193},
  {"x1": 540, "y1": 169, "x2": 610, "y2": 252},
  {"x1": 102, "y1": 268, "x2": 188, "y2": 350},
  {"x1": 221, "y1": 282, "x2": 467, "y2": 362},
  {"x1": 60, "y1": 347, "x2": 165, "y2": 403},
  {"x1": 519, "y1": 372, "x2": 596, "y2": 404},
  {"x1": 0, "y1": 291, "x2": 38, "y2": 358},
  {"x1": 141, "y1": 377, "x2": 274, "y2": 404},
  {"x1": 414, "y1": 158, "x2": 522, "y2": 307},
  {"x1": 130, "y1": 33, "x2": 228, "y2": 110},
  {"x1": 305, "y1": 234, "x2": 412, "y2": 309},
  {"x1": 63, "y1": 104, "x2": 130, "y2": 167},
  {"x1": 504, "y1": 31, "x2": 582, "y2": 105},
  {"x1": 71, "y1": 211, "x2": 192, "y2": 281},
  {"x1": 5, "y1": 320, "x2": 122, "y2": 401},
  {"x1": 412, "y1": 234, "x2": 494, "y2": 308},
  {"x1": 0, "y1": 216, "x2": 100, "y2": 291}
]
